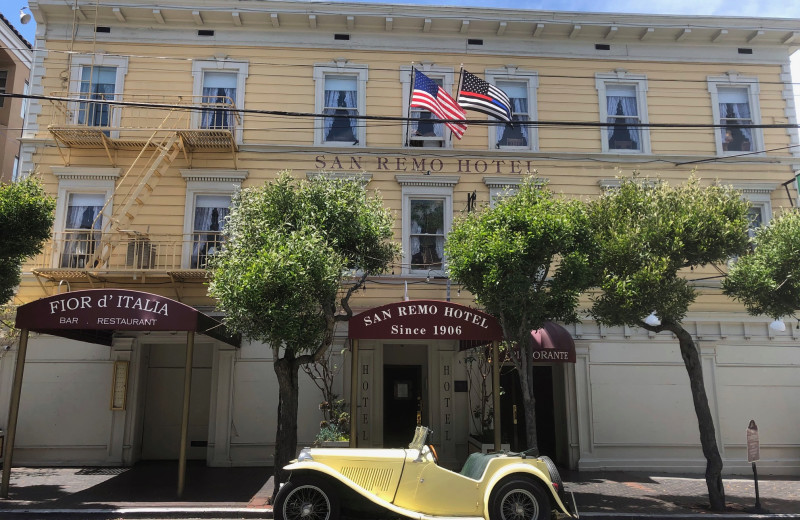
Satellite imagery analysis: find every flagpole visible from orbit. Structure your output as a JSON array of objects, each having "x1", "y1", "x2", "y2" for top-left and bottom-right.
[
  {"x1": 406, "y1": 65, "x2": 416, "y2": 147},
  {"x1": 453, "y1": 65, "x2": 465, "y2": 146}
]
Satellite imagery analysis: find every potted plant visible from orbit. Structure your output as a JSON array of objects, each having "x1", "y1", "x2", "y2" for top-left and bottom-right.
[
  {"x1": 464, "y1": 344, "x2": 510, "y2": 453},
  {"x1": 303, "y1": 348, "x2": 350, "y2": 447}
]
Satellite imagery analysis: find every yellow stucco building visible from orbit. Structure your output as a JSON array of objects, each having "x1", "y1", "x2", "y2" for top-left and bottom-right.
[{"x1": 2, "y1": 0, "x2": 799, "y2": 476}]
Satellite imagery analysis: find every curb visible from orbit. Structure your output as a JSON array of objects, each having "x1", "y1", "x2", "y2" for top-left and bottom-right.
[{"x1": 581, "y1": 514, "x2": 800, "y2": 520}]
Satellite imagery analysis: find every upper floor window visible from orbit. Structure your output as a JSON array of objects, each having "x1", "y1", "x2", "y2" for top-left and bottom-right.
[
  {"x1": 192, "y1": 60, "x2": 249, "y2": 143},
  {"x1": 314, "y1": 62, "x2": 368, "y2": 146},
  {"x1": 401, "y1": 66, "x2": 457, "y2": 148},
  {"x1": 596, "y1": 72, "x2": 650, "y2": 154},
  {"x1": 69, "y1": 55, "x2": 129, "y2": 132},
  {"x1": 486, "y1": 68, "x2": 539, "y2": 151},
  {"x1": 61, "y1": 193, "x2": 104, "y2": 268},
  {"x1": 708, "y1": 75, "x2": 762, "y2": 156},
  {"x1": 0, "y1": 70, "x2": 7, "y2": 107},
  {"x1": 192, "y1": 194, "x2": 231, "y2": 268}
]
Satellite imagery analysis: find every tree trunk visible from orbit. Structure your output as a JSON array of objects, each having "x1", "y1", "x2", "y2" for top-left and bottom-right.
[
  {"x1": 665, "y1": 321, "x2": 726, "y2": 511},
  {"x1": 271, "y1": 354, "x2": 300, "y2": 502},
  {"x1": 518, "y1": 357, "x2": 539, "y2": 453}
]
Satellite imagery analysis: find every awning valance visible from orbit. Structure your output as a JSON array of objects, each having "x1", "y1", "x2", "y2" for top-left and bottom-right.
[{"x1": 531, "y1": 322, "x2": 576, "y2": 363}]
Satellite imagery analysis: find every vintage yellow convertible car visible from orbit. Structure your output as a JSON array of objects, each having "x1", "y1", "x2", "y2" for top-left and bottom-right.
[{"x1": 274, "y1": 426, "x2": 578, "y2": 520}]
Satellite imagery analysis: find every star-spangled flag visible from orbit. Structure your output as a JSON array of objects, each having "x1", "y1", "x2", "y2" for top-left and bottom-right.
[
  {"x1": 457, "y1": 69, "x2": 512, "y2": 123},
  {"x1": 410, "y1": 69, "x2": 467, "y2": 139}
]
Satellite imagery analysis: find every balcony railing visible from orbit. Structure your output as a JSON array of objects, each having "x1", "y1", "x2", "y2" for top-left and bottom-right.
[
  {"x1": 46, "y1": 92, "x2": 239, "y2": 150},
  {"x1": 29, "y1": 232, "x2": 225, "y2": 280}
]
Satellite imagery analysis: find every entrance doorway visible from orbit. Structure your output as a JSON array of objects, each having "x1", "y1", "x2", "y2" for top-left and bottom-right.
[
  {"x1": 383, "y1": 365, "x2": 423, "y2": 447},
  {"x1": 140, "y1": 343, "x2": 213, "y2": 460},
  {"x1": 500, "y1": 366, "x2": 562, "y2": 463}
]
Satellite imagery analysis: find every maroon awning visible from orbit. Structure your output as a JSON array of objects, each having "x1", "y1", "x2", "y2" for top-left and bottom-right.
[
  {"x1": 349, "y1": 299, "x2": 502, "y2": 342},
  {"x1": 531, "y1": 322, "x2": 576, "y2": 363},
  {"x1": 15, "y1": 289, "x2": 239, "y2": 347}
]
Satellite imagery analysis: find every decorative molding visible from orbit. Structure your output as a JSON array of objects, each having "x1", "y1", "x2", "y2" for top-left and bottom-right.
[
  {"x1": 395, "y1": 174, "x2": 460, "y2": 187},
  {"x1": 180, "y1": 169, "x2": 248, "y2": 183},
  {"x1": 306, "y1": 172, "x2": 373, "y2": 183},
  {"x1": 52, "y1": 167, "x2": 122, "y2": 181}
]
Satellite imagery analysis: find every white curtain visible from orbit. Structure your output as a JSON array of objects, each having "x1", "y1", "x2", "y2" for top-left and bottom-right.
[
  {"x1": 191, "y1": 205, "x2": 230, "y2": 268},
  {"x1": 411, "y1": 110, "x2": 444, "y2": 138},
  {"x1": 720, "y1": 101, "x2": 752, "y2": 149},
  {"x1": 202, "y1": 87, "x2": 235, "y2": 129},
  {"x1": 61, "y1": 202, "x2": 102, "y2": 268},
  {"x1": 324, "y1": 89, "x2": 358, "y2": 142},
  {"x1": 607, "y1": 95, "x2": 640, "y2": 149}
]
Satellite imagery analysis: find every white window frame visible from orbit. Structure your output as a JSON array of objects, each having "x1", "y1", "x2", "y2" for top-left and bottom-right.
[
  {"x1": 485, "y1": 68, "x2": 539, "y2": 151},
  {"x1": 192, "y1": 60, "x2": 249, "y2": 145},
  {"x1": 314, "y1": 62, "x2": 368, "y2": 146},
  {"x1": 400, "y1": 65, "x2": 458, "y2": 149},
  {"x1": 708, "y1": 74, "x2": 763, "y2": 156},
  {"x1": 52, "y1": 167, "x2": 120, "y2": 268},
  {"x1": 397, "y1": 174, "x2": 459, "y2": 277},
  {"x1": 68, "y1": 54, "x2": 129, "y2": 136},
  {"x1": 723, "y1": 182, "x2": 776, "y2": 236},
  {"x1": 181, "y1": 169, "x2": 248, "y2": 269},
  {"x1": 595, "y1": 71, "x2": 651, "y2": 154}
]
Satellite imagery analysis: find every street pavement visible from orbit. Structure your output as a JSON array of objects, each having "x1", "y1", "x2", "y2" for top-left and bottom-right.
[{"x1": 0, "y1": 461, "x2": 798, "y2": 518}]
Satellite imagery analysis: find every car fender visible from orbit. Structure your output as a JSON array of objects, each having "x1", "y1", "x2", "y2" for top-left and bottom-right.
[
  {"x1": 481, "y1": 463, "x2": 573, "y2": 518},
  {"x1": 283, "y1": 460, "x2": 429, "y2": 520}
]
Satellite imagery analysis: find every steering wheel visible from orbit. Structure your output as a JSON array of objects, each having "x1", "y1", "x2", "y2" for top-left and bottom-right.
[{"x1": 427, "y1": 444, "x2": 439, "y2": 464}]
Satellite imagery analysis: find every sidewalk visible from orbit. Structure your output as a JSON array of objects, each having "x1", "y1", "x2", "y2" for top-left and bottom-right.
[{"x1": 0, "y1": 462, "x2": 798, "y2": 518}]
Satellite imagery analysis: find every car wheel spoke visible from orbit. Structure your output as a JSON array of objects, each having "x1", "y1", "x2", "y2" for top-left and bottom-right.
[{"x1": 501, "y1": 489, "x2": 539, "y2": 520}]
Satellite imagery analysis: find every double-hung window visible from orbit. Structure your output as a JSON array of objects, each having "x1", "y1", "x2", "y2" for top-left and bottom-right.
[
  {"x1": 708, "y1": 75, "x2": 762, "y2": 156},
  {"x1": 314, "y1": 62, "x2": 368, "y2": 146},
  {"x1": 398, "y1": 175, "x2": 459, "y2": 276},
  {"x1": 596, "y1": 72, "x2": 650, "y2": 154},
  {"x1": 401, "y1": 66, "x2": 457, "y2": 148},
  {"x1": 191, "y1": 195, "x2": 230, "y2": 268},
  {"x1": 486, "y1": 68, "x2": 539, "y2": 151},
  {"x1": 61, "y1": 193, "x2": 104, "y2": 268},
  {"x1": 192, "y1": 60, "x2": 249, "y2": 143},
  {"x1": 69, "y1": 55, "x2": 128, "y2": 134}
]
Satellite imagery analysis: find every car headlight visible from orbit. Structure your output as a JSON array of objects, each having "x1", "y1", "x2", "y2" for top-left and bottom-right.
[{"x1": 297, "y1": 448, "x2": 314, "y2": 462}]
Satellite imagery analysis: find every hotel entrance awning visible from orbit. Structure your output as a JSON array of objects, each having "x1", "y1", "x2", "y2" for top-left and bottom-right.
[{"x1": 2, "y1": 289, "x2": 239, "y2": 499}]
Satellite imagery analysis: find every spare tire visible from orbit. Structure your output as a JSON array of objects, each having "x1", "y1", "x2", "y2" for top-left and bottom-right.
[{"x1": 539, "y1": 456, "x2": 565, "y2": 502}]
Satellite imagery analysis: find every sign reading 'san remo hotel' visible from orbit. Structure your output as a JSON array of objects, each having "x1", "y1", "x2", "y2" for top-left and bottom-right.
[{"x1": 349, "y1": 300, "x2": 503, "y2": 341}]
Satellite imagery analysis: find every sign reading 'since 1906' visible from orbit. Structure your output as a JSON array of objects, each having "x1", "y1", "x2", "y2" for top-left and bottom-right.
[{"x1": 348, "y1": 300, "x2": 503, "y2": 341}]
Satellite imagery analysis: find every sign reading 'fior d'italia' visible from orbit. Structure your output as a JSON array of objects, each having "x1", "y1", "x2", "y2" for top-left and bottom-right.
[{"x1": 348, "y1": 300, "x2": 503, "y2": 341}]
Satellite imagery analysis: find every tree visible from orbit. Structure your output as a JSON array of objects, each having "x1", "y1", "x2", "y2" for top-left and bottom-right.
[
  {"x1": 445, "y1": 177, "x2": 594, "y2": 452},
  {"x1": 723, "y1": 209, "x2": 800, "y2": 321},
  {"x1": 0, "y1": 177, "x2": 56, "y2": 305},
  {"x1": 586, "y1": 175, "x2": 750, "y2": 511},
  {"x1": 207, "y1": 172, "x2": 398, "y2": 497}
]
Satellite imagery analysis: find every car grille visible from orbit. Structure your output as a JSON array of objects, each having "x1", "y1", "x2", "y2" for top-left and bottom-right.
[{"x1": 341, "y1": 466, "x2": 395, "y2": 493}]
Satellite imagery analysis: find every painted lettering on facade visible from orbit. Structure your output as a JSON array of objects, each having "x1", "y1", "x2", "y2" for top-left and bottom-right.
[
  {"x1": 48, "y1": 294, "x2": 169, "y2": 316},
  {"x1": 314, "y1": 155, "x2": 535, "y2": 175}
]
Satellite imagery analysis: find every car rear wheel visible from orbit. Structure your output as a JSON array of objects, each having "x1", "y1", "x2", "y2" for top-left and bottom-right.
[
  {"x1": 490, "y1": 478, "x2": 551, "y2": 520},
  {"x1": 274, "y1": 476, "x2": 341, "y2": 520}
]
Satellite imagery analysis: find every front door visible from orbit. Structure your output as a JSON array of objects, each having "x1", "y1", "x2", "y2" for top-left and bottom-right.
[{"x1": 383, "y1": 364, "x2": 422, "y2": 447}]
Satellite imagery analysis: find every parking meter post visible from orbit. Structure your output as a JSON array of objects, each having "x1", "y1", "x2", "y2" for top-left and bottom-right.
[{"x1": 752, "y1": 462, "x2": 762, "y2": 512}]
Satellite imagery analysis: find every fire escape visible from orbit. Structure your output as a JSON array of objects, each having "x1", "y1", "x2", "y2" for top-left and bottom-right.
[{"x1": 31, "y1": 91, "x2": 239, "y2": 299}]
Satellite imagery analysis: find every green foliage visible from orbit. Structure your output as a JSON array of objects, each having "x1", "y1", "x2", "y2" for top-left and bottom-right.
[
  {"x1": 0, "y1": 178, "x2": 56, "y2": 305},
  {"x1": 445, "y1": 177, "x2": 594, "y2": 345},
  {"x1": 587, "y1": 175, "x2": 750, "y2": 326},
  {"x1": 723, "y1": 209, "x2": 800, "y2": 319},
  {"x1": 207, "y1": 171, "x2": 399, "y2": 351},
  {"x1": 316, "y1": 398, "x2": 350, "y2": 443}
]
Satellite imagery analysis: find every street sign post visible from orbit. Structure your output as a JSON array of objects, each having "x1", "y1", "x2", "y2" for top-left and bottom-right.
[{"x1": 747, "y1": 419, "x2": 766, "y2": 513}]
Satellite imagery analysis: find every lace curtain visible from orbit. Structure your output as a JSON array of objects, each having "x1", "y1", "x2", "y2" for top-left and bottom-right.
[
  {"x1": 202, "y1": 87, "x2": 235, "y2": 129},
  {"x1": 720, "y1": 101, "x2": 752, "y2": 151},
  {"x1": 324, "y1": 89, "x2": 358, "y2": 142},
  {"x1": 607, "y1": 95, "x2": 640, "y2": 149},
  {"x1": 497, "y1": 97, "x2": 529, "y2": 147},
  {"x1": 192, "y1": 205, "x2": 230, "y2": 268},
  {"x1": 61, "y1": 203, "x2": 102, "y2": 268},
  {"x1": 409, "y1": 200, "x2": 444, "y2": 270}
]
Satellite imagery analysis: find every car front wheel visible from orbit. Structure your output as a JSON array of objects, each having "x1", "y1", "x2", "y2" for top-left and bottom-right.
[
  {"x1": 274, "y1": 476, "x2": 341, "y2": 520},
  {"x1": 490, "y1": 478, "x2": 551, "y2": 520}
]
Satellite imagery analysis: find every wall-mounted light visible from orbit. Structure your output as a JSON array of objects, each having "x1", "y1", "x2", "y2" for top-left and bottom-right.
[
  {"x1": 769, "y1": 319, "x2": 786, "y2": 332},
  {"x1": 19, "y1": 7, "x2": 31, "y2": 25},
  {"x1": 644, "y1": 311, "x2": 661, "y2": 326}
]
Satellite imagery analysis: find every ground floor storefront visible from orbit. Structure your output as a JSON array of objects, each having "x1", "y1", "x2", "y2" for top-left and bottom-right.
[{"x1": 1, "y1": 294, "x2": 798, "y2": 482}]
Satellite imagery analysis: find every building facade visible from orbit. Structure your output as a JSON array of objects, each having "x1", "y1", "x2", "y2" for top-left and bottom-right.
[
  {"x1": 0, "y1": 13, "x2": 32, "y2": 182},
  {"x1": 2, "y1": 0, "x2": 799, "y2": 475}
]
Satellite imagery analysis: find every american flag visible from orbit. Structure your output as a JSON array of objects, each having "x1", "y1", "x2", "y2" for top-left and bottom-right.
[
  {"x1": 410, "y1": 69, "x2": 467, "y2": 139},
  {"x1": 457, "y1": 69, "x2": 512, "y2": 123}
]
